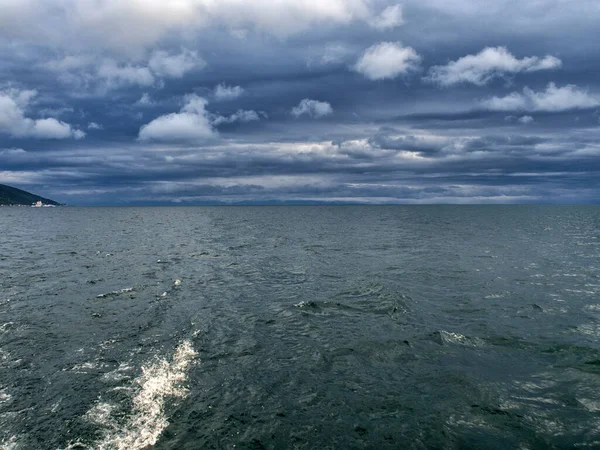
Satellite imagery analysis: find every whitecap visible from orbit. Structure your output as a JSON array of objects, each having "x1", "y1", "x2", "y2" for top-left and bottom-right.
[
  {"x1": 577, "y1": 324, "x2": 600, "y2": 337},
  {"x1": 434, "y1": 331, "x2": 485, "y2": 347},
  {"x1": 0, "y1": 322, "x2": 15, "y2": 333},
  {"x1": 68, "y1": 362, "x2": 103, "y2": 373},
  {"x1": 84, "y1": 340, "x2": 197, "y2": 450},
  {"x1": 96, "y1": 288, "x2": 134, "y2": 298}
]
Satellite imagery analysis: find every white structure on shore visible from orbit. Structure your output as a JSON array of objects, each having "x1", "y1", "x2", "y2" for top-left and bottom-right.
[{"x1": 32, "y1": 201, "x2": 55, "y2": 207}]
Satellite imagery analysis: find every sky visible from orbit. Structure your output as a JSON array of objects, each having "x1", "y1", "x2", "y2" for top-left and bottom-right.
[{"x1": 1, "y1": 0, "x2": 599, "y2": 205}]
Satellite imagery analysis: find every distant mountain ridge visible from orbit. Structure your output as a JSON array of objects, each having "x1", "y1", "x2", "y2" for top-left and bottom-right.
[{"x1": 0, "y1": 184, "x2": 61, "y2": 206}]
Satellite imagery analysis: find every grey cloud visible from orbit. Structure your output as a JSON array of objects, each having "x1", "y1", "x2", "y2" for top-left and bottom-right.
[
  {"x1": 368, "y1": 129, "x2": 450, "y2": 154},
  {"x1": 213, "y1": 84, "x2": 245, "y2": 101},
  {"x1": 148, "y1": 49, "x2": 205, "y2": 78},
  {"x1": 483, "y1": 83, "x2": 599, "y2": 112},
  {"x1": 135, "y1": 93, "x2": 155, "y2": 107},
  {"x1": 368, "y1": 4, "x2": 404, "y2": 30}
]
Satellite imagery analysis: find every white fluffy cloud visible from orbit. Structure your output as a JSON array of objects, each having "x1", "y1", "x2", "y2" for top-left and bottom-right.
[
  {"x1": 138, "y1": 95, "x2": 216, "y2": 142},
  {"x1": 213, "y1": 84, "x2": 245, "y2": 101},
  {"x1": 291, "y1": 99, "x2": 334, "y2": 118},
  {"x1": 353, "y1": 42, "x2": 420, "y2": 80},
  {"x1": 482, "y1": 83, "x2": 599, "y2": 112},
  {"x1": 426, "y1": 47, "x2": 562, "y2": 86},
  {"x1": 368, "y1": 4, "x2": 403, "y2": 30},
  {"x1": 0, "y1": 89, "x2": 84, "y2": 139}
]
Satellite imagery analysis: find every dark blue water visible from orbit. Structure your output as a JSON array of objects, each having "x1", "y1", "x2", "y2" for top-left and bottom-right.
[{"x1": 1, "y1": 206, "x2": 599, "y2": 449}]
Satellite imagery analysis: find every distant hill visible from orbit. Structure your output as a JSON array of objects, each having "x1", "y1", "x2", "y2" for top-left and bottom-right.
[{"x1": 0, "y1": 184, "x2": 61, "y2": 206}]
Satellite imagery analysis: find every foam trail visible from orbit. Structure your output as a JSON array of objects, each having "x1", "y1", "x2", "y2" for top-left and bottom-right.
[
  {"x1": 85, "y1": 340, "x2": 197, "y2": 450},
  {"x1": 0, "y1": 436, "x2": 18, "y2": 450}
]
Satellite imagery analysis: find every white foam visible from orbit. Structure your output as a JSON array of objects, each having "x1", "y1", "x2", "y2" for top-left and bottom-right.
[
  {"x1": 0, "y1": 436, "x2": 18, "y2": 450},
  {"x1": 69, "y1": 362, "x2": 103, "y2": 373},
  {"x1": 0, "y1": 323, "x2": 15, "y2": 333},
  {"x1": 0, "y1": 388, "x2": 11, "y2": 404},
  {"x1": 577, "y1": 324, "x2": 600, "y2": 337},
  {"x1": 86, "y1": 340, "x2": 197, "y2": 450},
  {"x1": 438, "y1": 331, "x2": 484, "y2": 347},
  {"x1": 578, "y1": 398, "x2": 600, "y2": 412},
  {"x1": 97, "y1": 288, "x2": 134, "y2": 298}
]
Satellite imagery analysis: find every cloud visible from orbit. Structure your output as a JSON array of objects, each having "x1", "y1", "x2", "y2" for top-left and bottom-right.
[
  {"x1": 44, "y1": 49, "x2": 204, "y2": 92},
  {"x1": 135, "y1": 93, "x2": 155, "y2": 107},
  {"x1": 96, "y1": 60, "x2": 155, "y2": 87},
  {"x1": 0, "y1": 0, "x2": 378, "y2": 49},
  {"x1": 368, "y1": 4, "x2": 403, "y2": 30},
  {"x1": 0, "y1": 89, "x2": 84, "y2": 139},
  {"x1": 518, "y1": 115, "x2": 534, "y2": 124},
  {"x1": 138, "y1": 95, "x2": 216, "y2": 142},
  {"x1": 87, "y1": 122, "x2": 103, "y2": 130},
  {"x1": 212, "y1": 110, "x2": 263, "y2": 126},
  {"x1": 213, "y1": 84, "x2": 245, "y2": 101},
  {"x1": 426, "y1": 47, "x2": 562, "y2": 87},
  {"x1": 291, "y1": 99, "x2": 333, "y2": 118},
  {"x1": 148, "y1": 49, "x2": 206, "y2": 78},
  {"x1": 314, "y1": 43, "x2": 354, "y2": 67},
  {"x1": 482, "y1": 83, "x2": 599, "y2": 112},
  {"x1": 369, "y1": 129, "x2": 450, "y2": 154},
  {"x1": 31, "y1": 118, "x2": 86, "y2": 140},
  {"x1": 353, "y1": 42, "x2": 420, "y2": 80}
]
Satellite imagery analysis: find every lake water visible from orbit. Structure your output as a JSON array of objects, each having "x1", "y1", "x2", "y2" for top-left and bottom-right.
[{"x1": 1, "y1": 206, "x2": 599, "y2": 449}]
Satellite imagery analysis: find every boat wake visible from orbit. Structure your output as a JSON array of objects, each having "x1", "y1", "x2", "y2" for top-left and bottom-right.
[{"x1": 75, "y1": 340, "x2": 197, "y2": 450}]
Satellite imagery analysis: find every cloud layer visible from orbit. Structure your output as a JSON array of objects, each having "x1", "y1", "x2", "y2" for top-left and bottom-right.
[
  {"x1": 483, "y1": 83, "x2": 599, "y2": 112},
  {"x1": 1, "y1": 0, "x2": 600, "y2": 204}
]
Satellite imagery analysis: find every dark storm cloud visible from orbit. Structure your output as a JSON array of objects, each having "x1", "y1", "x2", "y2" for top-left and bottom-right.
[{"x1": 1, "y1": 0, "x2": 599, "y2": 204}]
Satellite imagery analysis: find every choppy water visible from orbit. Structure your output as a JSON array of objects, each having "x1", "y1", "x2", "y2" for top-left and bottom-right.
[{"x1": 1, "y1": 206, "x2": 600, "y2": 449}]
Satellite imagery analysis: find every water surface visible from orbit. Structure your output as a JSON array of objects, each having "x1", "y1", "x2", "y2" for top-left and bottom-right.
[{"x1": 1, "y1": 206, "x2": 599, "y2": 449}]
